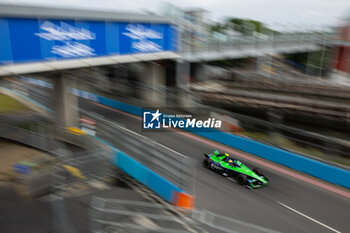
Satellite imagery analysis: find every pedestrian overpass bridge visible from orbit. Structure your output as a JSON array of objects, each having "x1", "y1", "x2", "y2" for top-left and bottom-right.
[
  {"x1": 0, "y1": 3, "x2": 340, "y2": 126},
  {"x1": 0, "y1": 3, "x2": 336, "y2": 76},
  {"x1": 182, "y1": 34, "x2": 324, "y2": 62}
]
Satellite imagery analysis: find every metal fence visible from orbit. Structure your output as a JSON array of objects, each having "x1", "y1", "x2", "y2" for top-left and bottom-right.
[
  {"x1": 79, "y1": 109, "x2": 196, "y2": 195},
  {"x1": 89, "y1": 196, "x2": 282, "y2": 233},
  {"x1": 0, "y1": 119, "x2": 113, "y2": 233}
]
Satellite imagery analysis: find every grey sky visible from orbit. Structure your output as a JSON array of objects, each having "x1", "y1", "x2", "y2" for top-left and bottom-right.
[{"x1": 1, "y1": 0, "x2": 349, "y2": 29}]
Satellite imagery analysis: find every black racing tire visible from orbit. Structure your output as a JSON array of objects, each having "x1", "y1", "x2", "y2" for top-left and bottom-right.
[
  {"x1": 253, "y1": 168, "x2": 263, "y2": 176},
  {"x1": 237, "y1": 174, "x2": 247, "y2": 185},
  {"x1": 203, "y1": 159, "x2": 210, "y2": 169}
]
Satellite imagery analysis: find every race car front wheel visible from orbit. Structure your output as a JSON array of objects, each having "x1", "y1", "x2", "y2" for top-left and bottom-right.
[
  {"x1": 203, "y1": 159, "x2": 210, "y2": 169},
  {"x1": 237, "y1": 174, "x2": 247, "y2": 185}
]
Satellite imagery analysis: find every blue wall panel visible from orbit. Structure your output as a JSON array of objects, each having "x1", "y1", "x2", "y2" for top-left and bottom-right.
[
  {"x1": 0, "y1": 19, "x2": 13, "y2": 63},
  {"x1": 0, "y1": 18, "x2": 177, "y2": 65},
  {"x1": 8, "y1": 18, "x2": 42, "y2": 63}
]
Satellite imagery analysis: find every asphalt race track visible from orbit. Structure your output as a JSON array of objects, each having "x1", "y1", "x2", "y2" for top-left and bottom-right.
[{"x1": 10, "y1": 81, "x2": 350, "y2": 233}]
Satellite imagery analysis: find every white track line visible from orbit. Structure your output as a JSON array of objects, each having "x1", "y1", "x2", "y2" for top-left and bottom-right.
[{"x1": 277, "y1": 202, "x2": 341, "y2": 233}]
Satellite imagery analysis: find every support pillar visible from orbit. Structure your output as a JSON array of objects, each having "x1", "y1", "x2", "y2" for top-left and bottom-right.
[
  {"x1": 176, "y1": 60, "x2": 196, "y2": 108},
  {"x1": 141, "y1": 62, "x2": 166, "y2": 106},
  {"x1": 52, "y1": 72, "x2": 79, "y2": 127}
]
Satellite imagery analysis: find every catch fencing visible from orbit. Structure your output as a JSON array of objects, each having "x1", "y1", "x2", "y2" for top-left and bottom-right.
[{"x1": 79, "y1": 109, "x2": 196, "y2": 196}]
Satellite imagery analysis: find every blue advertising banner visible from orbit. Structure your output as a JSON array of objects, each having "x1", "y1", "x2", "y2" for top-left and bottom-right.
[{"x1": 0, "y1": 18, "x2": 177, "y2": 65}]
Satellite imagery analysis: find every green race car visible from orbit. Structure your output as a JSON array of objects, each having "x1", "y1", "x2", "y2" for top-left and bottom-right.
[{"x1": 203, "y1": 150, "x2": 269, "y2": 189}]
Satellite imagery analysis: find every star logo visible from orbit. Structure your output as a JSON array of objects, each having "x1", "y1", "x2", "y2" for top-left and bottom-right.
[
  {"x1": 150, "y1": 109, "x2": 162, "y2": 122},
  {"x1": 143, "y1": 109, "x2": 162, "y2": 129}
]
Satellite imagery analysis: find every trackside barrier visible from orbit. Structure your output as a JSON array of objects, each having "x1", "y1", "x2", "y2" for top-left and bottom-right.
[
  {"x1": 71, "y1": 90, "x2": 350, "y2": 189},
  {"x1": 10, "y1": 79, "x2": 350, "y2": 188},
  {"x1": 98, "y1": 95, "x2": 142, "y2": 116},
  {"x1": 112, "y1": 148, "x2": 194, "y2": 209}
]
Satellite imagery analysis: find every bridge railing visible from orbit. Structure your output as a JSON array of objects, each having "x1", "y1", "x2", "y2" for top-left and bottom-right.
[{"x1": 182, "y1": 32, "x2": 334, "y2": 55}]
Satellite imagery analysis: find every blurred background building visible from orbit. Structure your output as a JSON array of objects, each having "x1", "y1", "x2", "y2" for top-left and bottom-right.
[{"x1": 333, "y1": 12, "x2": 350, "y2": 76}]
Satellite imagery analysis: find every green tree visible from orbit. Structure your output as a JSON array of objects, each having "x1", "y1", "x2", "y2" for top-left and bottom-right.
[{"x1": 210, "y1": 18, "x2": 278, "y2": 35}]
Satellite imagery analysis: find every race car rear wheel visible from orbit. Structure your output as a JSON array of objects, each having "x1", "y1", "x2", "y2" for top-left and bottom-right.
[
  {"x1": 237, "y1": 174, "x2": 247, "y2": 185},
  {"x1": 203, "y1": 159, "x2": 210, "y2": 169},
  {"x1": 253, "y1": 168, "x2": 263, "y2": 176}
]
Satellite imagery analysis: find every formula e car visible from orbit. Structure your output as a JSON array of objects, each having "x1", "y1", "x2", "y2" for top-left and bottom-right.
[{"x1": 203, "y1": 150, "x2": 269, "y2": 189}]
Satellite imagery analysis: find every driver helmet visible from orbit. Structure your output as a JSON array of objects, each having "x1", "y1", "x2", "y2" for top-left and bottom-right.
[{"x1": 228, "y1": 159, "x2": 233, "y2": 166}]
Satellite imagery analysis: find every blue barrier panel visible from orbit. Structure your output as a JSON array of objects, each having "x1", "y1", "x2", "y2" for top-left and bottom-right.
[
  {"x1": 112, "y1": 149, "x2": 183, "y2": 202},
  {"x1": 99, "y1": 96, "x2": 142, "y2": 116},
  {"x1": 115, "y1": 150, "x2": 149, "y2": 185},
  {"x1": 147, "y1": 169, "x2": 182, "y2": 202}
]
